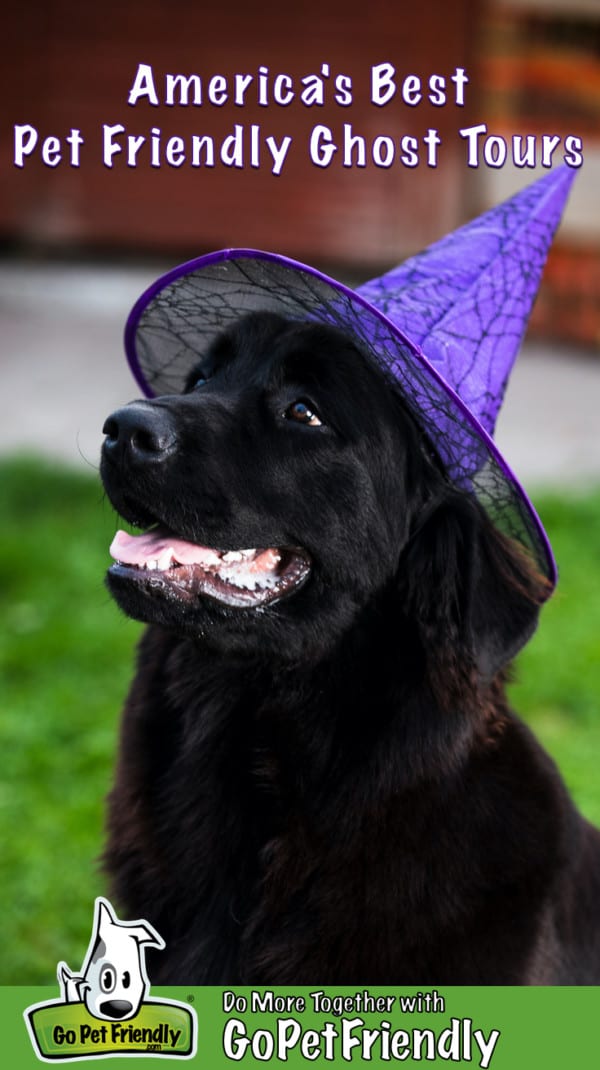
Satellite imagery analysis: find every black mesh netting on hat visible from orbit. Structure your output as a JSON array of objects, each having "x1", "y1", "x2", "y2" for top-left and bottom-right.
[{"x1": 129, "y1": 254, "x2": 553, "y2": 584}]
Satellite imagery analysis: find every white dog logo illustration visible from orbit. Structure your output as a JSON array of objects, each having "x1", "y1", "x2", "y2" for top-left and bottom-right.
[{"x1": 57, "y1": 897, "x2": 164, "y2": 1021}]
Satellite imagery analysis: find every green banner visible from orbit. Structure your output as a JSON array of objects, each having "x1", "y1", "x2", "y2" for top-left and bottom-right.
[{"x1": 3, "y1": 986, "x2": 599, "y2": 1069}]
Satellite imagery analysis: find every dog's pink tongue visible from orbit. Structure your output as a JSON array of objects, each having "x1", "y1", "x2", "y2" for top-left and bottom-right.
[{"x1": 110, "y1": 529, "x2": 222, "y2": 568}]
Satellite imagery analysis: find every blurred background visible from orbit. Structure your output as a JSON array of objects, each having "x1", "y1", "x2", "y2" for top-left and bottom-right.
[{"x1": 1, "y1": 0, "x2": 599, "y2": 983}]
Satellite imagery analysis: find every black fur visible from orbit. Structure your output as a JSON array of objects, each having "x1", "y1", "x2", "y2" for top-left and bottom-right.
[{"x1": 100, "y1": 312, "x2": 600, "y2": 984}]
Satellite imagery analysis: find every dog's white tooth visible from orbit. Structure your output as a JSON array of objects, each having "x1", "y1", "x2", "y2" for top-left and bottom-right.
[
  {"x1": 157, "y1": 548, "x2": 174, "y2": 570},
  {"x1": 222, "y1": 551, "x2": 243, "y2": 563}
]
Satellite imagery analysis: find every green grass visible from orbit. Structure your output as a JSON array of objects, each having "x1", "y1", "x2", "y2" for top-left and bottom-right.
[
  {"x1": 1, "y1": 454, "x2": 599, "y2": 983},
  {"x1": 0, "y1": 456, "x2": 142, "y2": 983},
  {"x1": 505, "y1": 492, "x2": 600, "y2": 820}
]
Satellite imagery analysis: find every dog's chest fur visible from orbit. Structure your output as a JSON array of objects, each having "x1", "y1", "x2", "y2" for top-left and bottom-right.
[{"x1": 105, "y1": 623, "x2": 599, "y2": 986}]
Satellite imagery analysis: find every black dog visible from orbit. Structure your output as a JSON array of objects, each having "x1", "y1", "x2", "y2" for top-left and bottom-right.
[{"x1": 100, "y1": 311, "x2": 600, "y2": 984}]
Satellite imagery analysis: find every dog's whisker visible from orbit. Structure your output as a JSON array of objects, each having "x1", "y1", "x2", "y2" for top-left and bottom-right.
[{"x1": 75, "y1": 431, "x2": 100, "y2": 471}]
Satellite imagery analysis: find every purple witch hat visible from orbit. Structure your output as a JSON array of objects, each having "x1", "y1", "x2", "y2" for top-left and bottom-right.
[{"x1": 124, "y1": 166, "x2": 575, "y2": 589}]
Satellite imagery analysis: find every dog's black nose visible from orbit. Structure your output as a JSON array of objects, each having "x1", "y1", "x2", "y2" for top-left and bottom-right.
[
  {"x1": 99, "y1": 999, "x2": 134, "y2": 1019},
  {"x1": 103, "y1": 403, "x2": 177, "y2": 464}
]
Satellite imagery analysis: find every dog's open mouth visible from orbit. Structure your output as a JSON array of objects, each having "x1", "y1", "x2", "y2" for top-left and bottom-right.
[{"x1": 109, "y1": 528, "x2": 311, "y2": 608}]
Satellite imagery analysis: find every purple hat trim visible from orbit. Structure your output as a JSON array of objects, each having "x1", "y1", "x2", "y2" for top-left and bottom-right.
[{"x1": 124, "y1": 167, "x2": 576, "y2": 590}]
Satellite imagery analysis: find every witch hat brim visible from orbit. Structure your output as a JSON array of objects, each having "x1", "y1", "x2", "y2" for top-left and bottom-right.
[{"x1": 124, "y1": 169, "x2": 575, "y2": 589}]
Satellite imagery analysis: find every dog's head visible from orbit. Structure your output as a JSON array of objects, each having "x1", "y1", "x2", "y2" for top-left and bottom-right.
[{"x1": 101, "y1": 311, "x2": 547, "y2": 675}]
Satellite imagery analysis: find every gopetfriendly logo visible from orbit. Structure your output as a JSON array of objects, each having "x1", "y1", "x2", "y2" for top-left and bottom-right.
[{"x1": 24, "y1": 898, "x2": 197, "y2": 1061}]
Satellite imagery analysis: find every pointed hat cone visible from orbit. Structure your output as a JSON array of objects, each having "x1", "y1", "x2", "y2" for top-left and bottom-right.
[
  {"x1": 124, "y1": 168, "x2": 576, "y2": 587},
  {"x1": 357, "y1": 165, "x2": 576, "y2": 435}
]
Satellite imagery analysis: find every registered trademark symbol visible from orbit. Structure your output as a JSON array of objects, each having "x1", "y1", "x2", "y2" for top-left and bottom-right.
[{"x1": 187, "y1": 994, "x2": 195, "y2": 1003}]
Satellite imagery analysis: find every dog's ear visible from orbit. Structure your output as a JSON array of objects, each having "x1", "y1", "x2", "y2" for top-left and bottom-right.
[{"x1": 398, "y1": 489, "x2": 551, "y2": 686}]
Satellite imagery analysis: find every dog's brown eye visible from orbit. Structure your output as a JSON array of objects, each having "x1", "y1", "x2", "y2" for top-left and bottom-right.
[{"x1": 285, "y1": 400, "x2": 322, "y2": 427}]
